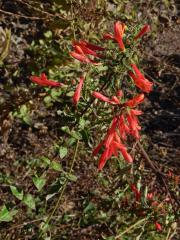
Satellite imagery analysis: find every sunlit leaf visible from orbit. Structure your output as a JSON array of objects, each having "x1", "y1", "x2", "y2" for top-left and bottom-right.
[
  {"x1": 0, "y1": 205, "x2": 17, "y2": 222},
  {"x1": 33, "y1": 176, "x2": 46, "y2": 191},
  {"x1": 23, "y1": 194, "x2": 36, "y2": 210},
  {"x1": 10, "y1": 186, "x2": 24, "y2": 200}
]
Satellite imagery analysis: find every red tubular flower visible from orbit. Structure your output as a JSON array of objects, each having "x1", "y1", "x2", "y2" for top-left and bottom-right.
[
  {"x1": 127, "y1": 109, "x2": 141, "y2": 139},
  {"x1": 69, "y1": 51, "x2": 100, "y2": 65},
  {"x1": 78, "y1": 40, "x2": 105, "y2": 51},
  {"x1": 129, "y1": 64, "x2": 153, "y2": 93},
  {"x1": 114, "y1": 140, "x2": 133, "y2": 163},
  {"x1": 116, "y1": 90, "x2": 123, "y2": 98},
  {"x1": 114, "y1": 21, "x2": 125, "y2": 51},
  {"x1": 92, "y1": 91, "x2": 120, "y2": 105},
  {"x1": 93, "y1": 140, "x2": 105, "y2": 156},
  {"x1": 73, "y1": 41, "x2": 102, "y2": 58},
  {"x1": 73, "y1": 45, "x2": 85, "y2": 55},
  {"x1": 29, "y1": 73, "x2": 62, "y2": 87},
  {"x1": 70, "y1": 39, "x2": 104, "y2": 65},
  {"x1": 95, "y1": 116, "x2": 133, "y2": 170},
  {"x1": 118, "y1": 114, "x2": 130, "y2": 140},
  {"x1": 147, "y1": 193, "x2": 153, "y2": 200},
  {"x1": 98, "y1": 148, "x2": 110, "y2": 170},
  {"x1": 134, "y1": 24, "x2": 150, "y2": 40},
  {"x1": 103, "y1": 33, "x2": 114, "y2": 40},
  {"x1": 92, "y1": 92, "x2": 112, "y2": 104},
  {"x1": 131, "y1": 184, "x2": 141, "y2": 201},
  {"x1": 104, "y1": 117, "x2": 118, "y2": 148},
  {"x1": 103, "y1": 21, "x2": 125, "y2": 50},
  {"x1": 155, "y1": 222, "x2": 162, "y2": 231},
  {"x1": 125, "y1": 94, "x2": 145, "y2": 108},
  {"x1": 72, "y1": 76, "x2": 85, "y2": 105}
]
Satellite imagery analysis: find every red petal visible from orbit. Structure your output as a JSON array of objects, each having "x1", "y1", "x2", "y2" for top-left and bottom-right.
[
  {"x1": 125, "y1": 94, "x2": 145, "y2": 108},
  {"x1": 155, "y1": 222, "x2": 162, "y2": 231},
  {"x1": 111, "y1": 96, "x2": 120, "y2": 104},
  {"x1": 113, "y1": 140, "x2": 133, "y2": 163},
  {"x1": 92, "y1": 91, "x2": 112, "y2": 103},
  {"x1": 134, "y1": 24, "x2": 150, "y2": 40},
  {"x1": 30, "y1": 73, "x2": 61, "y2": 87},
  {"x1": 98, "y1": 148, "x2": 109, "y2": 170},
  {"x1": 130, "y1": 64, "x2": 153, "y2": 93},
  {"x1": 73, "y1": 45, "x2": 84, "y2": 55},
  {"x1": 103, "y1": 33, "x2": 114, "y2": 40},
  {"x1": 130, "y1": 109, "x2": 143, "y2": 115},
  {"x1": 80, "y1": 40, "x2": 105, "y2": 51},
  {"x1": 131, "y1": 64, "x2": 143, "y2": 78},
  {"x1": 93, "y1": 140, "x2": 104, "y2": 156},
  {"x1": 114, "y1": 21, "x2": 125, "y2": 51},
  {"x1": 116, "y1": 90, "x2": 123, "y2": 97},
  {"x1": 70, "y1": 51, "x2": 91, "y2": 63},
  {"x1": 131, "y1": 184, "x2": 141, "y2": 201},
  {"x1": 72, "y1": 76, "x2": 85, "y2": 105}
]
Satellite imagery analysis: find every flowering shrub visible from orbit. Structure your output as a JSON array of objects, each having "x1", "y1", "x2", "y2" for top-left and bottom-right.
[
  {"x1": 30, "y1": 21, "x2": 152, "y2": 170},
  {"x1": 27, "y1": 21, "x2": 177, "y2": 237}
]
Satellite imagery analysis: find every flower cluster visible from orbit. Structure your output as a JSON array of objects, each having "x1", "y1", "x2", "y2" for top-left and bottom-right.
[
  {"x1": 29, "y1": 21, "x2": 153, "y2": 170},
  {"x1": 92, "y1": 92, "x2": 144, "y2": 170},
  {"x1": 70, "y1": 40, "x2": 105, "y2": 65}
]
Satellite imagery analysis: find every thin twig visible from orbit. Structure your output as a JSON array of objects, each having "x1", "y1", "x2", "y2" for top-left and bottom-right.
[
  {"x1": 137, "y1": 141, "x2": 158, "y2": 173},
  {"x1": 14, "y1": 0, "x2": 68, "y2": 21},
  {"x1": 166, "y1": 227, "x2": 172, "y2": 240},
  {"x1": 115, "y1": 217, "x2": 148, "y2": 239},
  {"x1": 38, "y1": 139, "x2": 79, "y2": 239},
  {"x1": 0, "y1": 9, "x2": 45, "y2": 20},
  {"x1": 136, "y1": 141, "x2": 180, "y2": 210}
]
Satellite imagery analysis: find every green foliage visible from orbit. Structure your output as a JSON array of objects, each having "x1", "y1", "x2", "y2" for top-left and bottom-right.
[
  {"x1": 32, "y1": 175, "x2": 46, "y2": 191},
  {"x1": 0, "y1": 205, "x2": 17, "y2": 222},
  {"x1": 10, "y1": 186, "x2": 24, "y2": 200},
  {"x1": 50, "y1": 161, "x2": 62, "y2": 171},
  {"x1": 59, "y1": 146, "x2": 68, "y2": 159},
  {"x1": 13, "y1": 104, "x2": 31, "y2": 125},
  {"x1": 23, "y1": 194, "x2": 36, "y2": 210}
]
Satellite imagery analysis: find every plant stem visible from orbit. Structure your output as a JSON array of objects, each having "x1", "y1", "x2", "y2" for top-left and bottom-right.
[
  {"x1": 137, "y1": 141, "x2": 180, "y2": 210},
  {"x1": 115, "y1": 217, "x2": 147, "y2": 239},
  {"x1": 38, "y1": 139, "x2": 79, "y2": 239}
]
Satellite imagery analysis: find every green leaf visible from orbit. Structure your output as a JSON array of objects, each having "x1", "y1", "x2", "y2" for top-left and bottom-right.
[
  {"x1": 44, "y1": 96, "x2": 53, "y2": 107},
  {"x1": 40, "y1": 221, "x2": 50, "y2": 232},
  {"x1": 59, "y1": 146, "x2": 68, "y2": 159},
  {"x1": 10, "y1": 186, "x2": 24, "y2": 200},
  {"x1": 20, "y1": 104, "x2": 28, "y2": 116},
  {"x1": 0, "y1": 205, "x2": 17, "y2": 222},
  {"x1": 61, "y1": 126, "x2": 81, "y2": 140},
  {"x1": 32, "y1": 176, "x2": 46, "y2": 191},
  {"x1": 41, "y1": 156, "x2": 51, "y2": 167},
  {"x1": 83, "y1": 202, "x2": 96, "y2": 213},
  {"x1": 66, "y1": 91, "x2": 74, "y2": 97},
  {"x1": 50, "y1": 161, "x2": 62, "y2": 171},
  {"x1": 44, "y1": 30, "x2": 52, "y2": 38},
  {"x1": 79, "y1": 118, "x2": 86, "y2": 129},
  {"x1": 23, "y1": 115, "x2": 31, "y2": 125},
  {"x1": 66, "y1": 137, "x2": 76, "y2": 146},
  {"x1": 66, "y1": 173, "x2": 77, "y2": 182},
  {"x1": 50, "y1": 88, "x2": 62, "y2": 100},
  {"x1": 23, "y1": 194, "x2": 36, "y2": 210}
]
